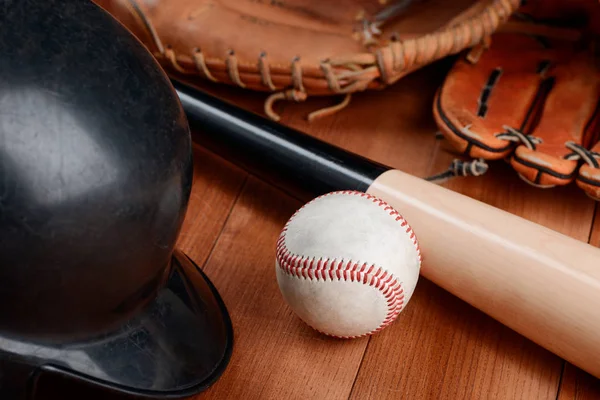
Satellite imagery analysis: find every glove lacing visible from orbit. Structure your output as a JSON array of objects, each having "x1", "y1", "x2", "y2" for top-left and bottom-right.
[
  {"x1": 564, "y1": 141, "x2": 600, "y2": 168},
  {"x1": 116, "y1": 0, "x2": 520, "y2": 122},
  {"x1": 496, "y1": 125, "x2": 543, "y2": 150},
  {"x1": 426, "y1": 125, "x2": 543, "y2": 184},
  {"x1": 429, "y1": 127, "x2": 600, "y2": 186}
]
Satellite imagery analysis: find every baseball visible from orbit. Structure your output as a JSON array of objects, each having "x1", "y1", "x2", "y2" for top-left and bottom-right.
[{"x1": 275, "y1": 190, "x2": 422, "y2": 338}]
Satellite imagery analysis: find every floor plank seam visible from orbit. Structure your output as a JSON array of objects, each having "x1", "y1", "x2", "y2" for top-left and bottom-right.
[
  {"x1": 587, "y1": 203, "x2": 599, "y2": 245},
  {"x1": 346, "y1": 337, "x2": 374, "y2": 400},
  {"x1": 555, "y1": 360, "x2": 566, "y2": 400},
  {"x1": 200, "y1": 174, "x2": 249, "y2": 273}
]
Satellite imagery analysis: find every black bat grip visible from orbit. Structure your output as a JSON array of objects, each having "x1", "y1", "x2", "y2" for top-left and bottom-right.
[{"x1": 172, "y1": 80, "x2": 390, "y2": 198}]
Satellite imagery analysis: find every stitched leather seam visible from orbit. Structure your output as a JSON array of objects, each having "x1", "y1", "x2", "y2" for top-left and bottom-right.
[
  {"x1": 576, "y1": 174, "x2": 600, "y2": 186},
  {"x1": 275, "y1": 190, "x2": 421, "y2": 339},
  {"x1": 512, "y1": 152, "x2": 577, "y2": 180},
  {"x1": 123, "y1": 0, "x2": 520, "y2": 95},
  {"x1": 120, "y1": 0, "x2": 520, "y2": 121}
]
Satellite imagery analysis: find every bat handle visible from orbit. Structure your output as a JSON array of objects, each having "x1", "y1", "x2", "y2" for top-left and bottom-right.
[{"x1": 174, "y1": 80, "x2": 388, "y2": 198}]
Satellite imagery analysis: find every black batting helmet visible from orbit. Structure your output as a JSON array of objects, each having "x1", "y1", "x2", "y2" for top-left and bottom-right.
[{"x1": 0, "y1": 0, "x2": 233, "y2": 398}]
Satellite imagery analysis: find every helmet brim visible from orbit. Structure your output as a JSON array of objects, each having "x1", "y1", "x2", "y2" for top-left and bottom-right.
[{"x1": 1, "y1": 250, "x2": 233, "y2": 399}]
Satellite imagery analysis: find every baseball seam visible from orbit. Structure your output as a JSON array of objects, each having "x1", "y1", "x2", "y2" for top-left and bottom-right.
[{"x1": 275, "y1": 190, "x2": 422, "y2": 339}]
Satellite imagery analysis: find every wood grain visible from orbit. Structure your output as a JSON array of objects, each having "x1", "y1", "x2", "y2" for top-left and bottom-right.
[
  {"x1": 558, "y1": 363, "x2": 600, "y2": 400},
  {"x1": 588, "y1": 209, "x2": 600, "y2": 248},
  {"x1": 31, "y1": 57, "x2": 600, "y2": 399},
  {"x1": 185, "y1": 59, "x2": 600, "y2": 400},
  {"x1": 176, "y1": 144, "x2": 248, "y2": 265},
  {"x1": 195, "y1": 177, "x2": 370, "y2": 400},
  {"x1": 350, "y1": 279, "x2": 562, "y2": 400}
]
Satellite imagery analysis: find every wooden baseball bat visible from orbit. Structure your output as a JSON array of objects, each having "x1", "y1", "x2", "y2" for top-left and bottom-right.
[{"x1": 172, "y1": 79, "x2": 600, "y2": 379}]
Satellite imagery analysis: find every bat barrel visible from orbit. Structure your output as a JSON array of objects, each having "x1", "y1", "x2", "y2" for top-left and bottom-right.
[{"x1": 173, "y1": 80, "x2": 389, "y2": 198}]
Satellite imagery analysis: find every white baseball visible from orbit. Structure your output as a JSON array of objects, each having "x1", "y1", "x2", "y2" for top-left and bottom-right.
[{"x1": 275, "y1": 190, "x2": 422, "y2": 339}]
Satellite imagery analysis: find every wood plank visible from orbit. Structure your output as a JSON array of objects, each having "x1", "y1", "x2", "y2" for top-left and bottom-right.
[
  {"x1": 261, "y1": 64, "x2": 587, "y2": 398},
  {"x1": 349, "y1": 280, "x2": 563, "y2": 400},
  {"x1": 34, "y1": 57, "x2": 596, "y2": 400},
  {"x1": 348, "y1": 131, "x2": 595, "y2": 396},
  {"x1": 195, "y1": 177, "x2": 370, "y2": 400},
  {"x1": 558, "y1": 363, "x2": 600, "y2": 400},
  {"x1": 349, "y1": 134, "x2": 587, "y2": 400},
  {"x1": 187, "y1": 62, "x2": 584, "y2": 399},
  {"x1": 349, "y1": 149, "x2": 596, "y2": 400},
  {"x1": 176, "y1": 144, "x2": 248, "y2": 264},
  {"x1": 589, "y1": 210, "x2": 600, "y2": 248}
]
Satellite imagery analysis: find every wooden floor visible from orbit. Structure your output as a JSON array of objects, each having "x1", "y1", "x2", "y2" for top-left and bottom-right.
[
  {"x1": 178, "y1": 60, "x2": 600, "y2": 400},
  {"x1": 38, "y1": 60, "x2": 600, "y2": 399}
]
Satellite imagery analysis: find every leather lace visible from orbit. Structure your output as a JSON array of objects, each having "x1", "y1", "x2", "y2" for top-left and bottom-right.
[
  {"x1": 118, "y1": 0, "x2": 520, "y2": 121},
  {"x1": 496, "y1": 125, "x2": 543, "y2": 150},
  {"x1": 565, "y1": 141, "x2": 600, "y2": 168}
]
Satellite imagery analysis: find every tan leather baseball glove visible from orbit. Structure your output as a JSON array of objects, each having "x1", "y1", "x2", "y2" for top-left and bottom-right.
[
  {"x1": 93, "y1": 0, "x2": 521, "y2": 121},
  {"x1": 433, "y1": 0, "x2": 600, "y2": 199}
]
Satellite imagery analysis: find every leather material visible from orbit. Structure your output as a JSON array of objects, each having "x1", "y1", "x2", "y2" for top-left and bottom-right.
[
  {"x1": 434, "y1": 0, "x2": 600, "y2": 198},
  {"x1": 93, "y1": 0, "x2": 521, "y2": 120}
]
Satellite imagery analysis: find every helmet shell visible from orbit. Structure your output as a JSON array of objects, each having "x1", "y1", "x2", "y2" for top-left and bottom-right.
[{"x1": 0, "y1": 0, "x2": 191, "y2": 343}]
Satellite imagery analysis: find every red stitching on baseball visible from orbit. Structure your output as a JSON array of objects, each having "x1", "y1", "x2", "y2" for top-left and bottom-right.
[{"x1": 275, "y1": 190, "x2": 422, "y2": 339}]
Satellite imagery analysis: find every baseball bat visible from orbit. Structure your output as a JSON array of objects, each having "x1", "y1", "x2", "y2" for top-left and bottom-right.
[{"x1": 172, "y1": 79, "x2": 600, "y2": 379}]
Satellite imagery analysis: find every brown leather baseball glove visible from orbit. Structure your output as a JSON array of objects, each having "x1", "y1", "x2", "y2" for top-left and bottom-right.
[
  {"x1": 433, "y1": 0, "x2": 600, "y2": 199},
  {"x1": 93, "y1": 0, "x2": 521, "y2": 121}
]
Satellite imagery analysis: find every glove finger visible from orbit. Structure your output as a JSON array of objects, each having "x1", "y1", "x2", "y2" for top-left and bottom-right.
[
  {"x1": 510, "y1": 50, "x2": 600, "y2": 188},
  {"x1": 433, "y1": 32, "x2": 564, "y2": 160},
  {"x1": 575, "y1": 102, "x2": 600, "y2": 200}
]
